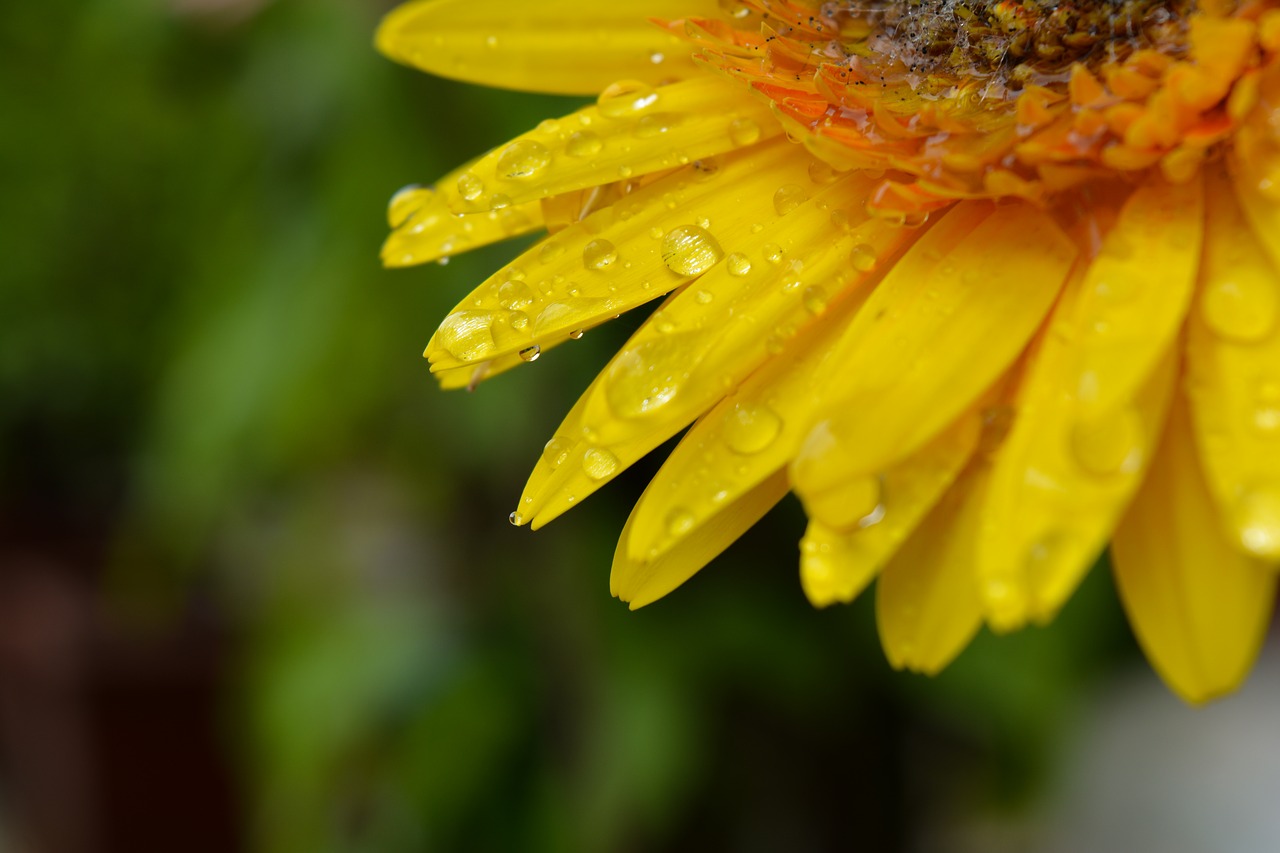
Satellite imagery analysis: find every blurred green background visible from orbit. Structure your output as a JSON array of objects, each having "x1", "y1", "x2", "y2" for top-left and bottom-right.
[{"x1": 4, "y1": 2, "x2": 1274, "y2": 852}]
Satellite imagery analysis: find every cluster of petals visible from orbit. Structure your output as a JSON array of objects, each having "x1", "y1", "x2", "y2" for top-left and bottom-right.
[{"x1": 378, "y1": 0, "x2": 1280, "y2": 703}]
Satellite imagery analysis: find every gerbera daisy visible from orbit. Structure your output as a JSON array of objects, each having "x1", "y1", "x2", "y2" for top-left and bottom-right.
[{"x1": 377, "y1": 0, "x2": 1280, "y2": 703}]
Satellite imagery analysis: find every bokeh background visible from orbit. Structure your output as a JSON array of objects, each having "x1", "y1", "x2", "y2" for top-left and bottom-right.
[{"x1": 3, "y1": 1, "x2": 1279, "y2": 851}]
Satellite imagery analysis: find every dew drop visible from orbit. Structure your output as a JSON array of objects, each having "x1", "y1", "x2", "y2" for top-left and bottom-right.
[
  {"x1": 762, "y1": 243, "x2": 785, "y2": 264},
  {"x1": 388, "y1": 183, "x2": 427, "y2": 227},
  {"x1": 849, "y1": 243, "x2": 878, "y2": 272},
  {"x1": 1200, "y1": 276, "x2": 1278, "y2": 344},
  {"x1": 457, "y1": 172, "x2": 485, "y2": 202},
  {"x1": 723, "y1": 403, "x2": 782, "y2": 454},
  {"x1": 803, "y1": 286, "x2": 828, "y2": 315},
  {"x1": 543, "y1": 437, "x2": 570, "y2": 468},
  {"x1": 519, "y1": 345, "x2": 541, "y2": 362},
  {"x1": 617, "y1": 165, "x2": 634, "y2": 179},
  {"x1": 773, "y1": 183, "x2": 809, "y2": 216},
  {"x1": 808, "y1": 160, "x2": 839, "y2": 185},
  {"x1": 649, "y1": 226, "x2": 665, "y2": 240},
  {"x1": 498, "y1": 279, "x2": 535, "y2": 310},
  {"x1": 508, "y1": 511, "x2": 524, "y2": 526},
  {"x1": 728, "y1": 116, "x2": 762, "y2": 146},
  {"x1": 509, "y1": 311, "x2": 529, "y2": 331},
  {"x1": 692, "y1": 156, "x2": 723, "y2": 180},
  {"x1": 695, "y1": 289, "x2": 714, "y2": 305},
  {"x1": 804, "y1": 475, "x2": 883, "y2": 531},
  {"x1": 583, "y1": 447, "x2": 621, "y2": 480},
  {"x1": 539, "y1": 241, "x2": 564, "y2": 263},
  {"x1": 665, "y1": 508, "x2": 697, "y2": 538},
  {"x1": 566, "y1": 130, "x2": 603, "y2": 158},
  {"x1": 436, "y1": 311, "x2": 496, "y2": 361},
  {"x1": 1235, "y1": 484, "x2": 1280, "y2": 558},
  {"x1": 489, "y1": 193, "x2": 512, "y2": 210},
  {"x1": 604, "y1": 337, "x2": 686, "y2": 417},
  {"x1": 726, "y1": 252, "x2": 753, "y2": 276},
  {"x1": 597, "y1": 80, "x2": 659, "y2": 118},
  {"x1": 636, "y1": 112, "x2": 679, "y2": 138},
  {"x1": 583, "y1": 238, "x2": 619, "y2": 270},
  {"x1": 1070, "y1": 410, "x2": 1142, "y2": 475},
  {"x1": 661, "y1": 225, "x2": 725, "y2": 276},
  {"x1": 497, "y1": 139, "x2": 551, "y2": 179},
  {"x1": 568, "y1": 329, "x2": 585, "y2": 340}
]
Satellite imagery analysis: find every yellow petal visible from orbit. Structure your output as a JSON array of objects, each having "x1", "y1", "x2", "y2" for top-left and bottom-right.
[
  {"x1": 611, "y1": 470, "x2": 790, "y2": 609},
  {"x1": 425, "y1": 140, "x2": 805, "y2": 372},
  {"x1": 876, "y1": 461, "x2": 991, "y2": 676},
  {"x1": 382, "y1": 181, "x2": 542, "y2": 268},
  {"x1": 621, "y1": 268, "x2": 880, "y2": 563},
  {"x1": 799, "y1": 406, "x2": 983, "y2": 608},
  {"x1": 1112, "y1": 396, "x2": 1277, "y2": 705},
  {"x1": 1186, "y1": 166, "x2": 1280, "y2": 561},
  {"x1": 1231, "y1": 65, "x2": 1280, "y2": 272},
  {"x1": 377, "y1": 0, "x2": 718, "y2": 96},
  {"x1": 441, "y1": 75, "x2": 780, "y2": 214},
  {"x1": 433, "y1": 333, "x2": 569, "y2": 390},
  {"x1": 519, "y1": 170, "x2": 921, "y2": 529},
  {"x1": 790, "y1": 201, "x2": 1075, "y2": 511},
  {"x1": 977, "y1": 177, "x2": 1204, "y2": 631}
]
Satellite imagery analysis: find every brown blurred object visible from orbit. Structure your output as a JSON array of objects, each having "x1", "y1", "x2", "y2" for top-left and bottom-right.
[{"x1": 0, "y1": 540, "x2": 242, "y2": 853}]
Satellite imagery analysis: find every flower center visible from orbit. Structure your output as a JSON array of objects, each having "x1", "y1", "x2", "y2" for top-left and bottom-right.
[{"x1": 826, "y1": 0, "x2": 1203, "y2": 92}]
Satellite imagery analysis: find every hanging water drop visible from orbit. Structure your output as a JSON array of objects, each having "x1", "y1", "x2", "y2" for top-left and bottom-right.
[{"x1": 661, "y1": 225, "x2": 725, "y2": 276}]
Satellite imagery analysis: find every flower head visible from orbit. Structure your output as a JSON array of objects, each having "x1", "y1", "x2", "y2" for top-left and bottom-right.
[{"x1": 378, "y1": 0, "x2": 1280, "y2": 702}]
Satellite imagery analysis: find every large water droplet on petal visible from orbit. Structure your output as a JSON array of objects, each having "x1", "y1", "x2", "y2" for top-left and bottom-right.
[
  {"x1": 498, "y1": 279, "x2": 535, "y2": 310},
  {"x1": 565, "y1": 130, "x2": 603, "y2": 158},
  {"x1": 1235, "y1": 484, "x2": 1280, "y2": 558},
  {"x1": 388, "y1": 184, "x2": 428, "y2": 227},
  {"x1": 773, "y1": 183, "x2": 809, "y2": 216},
  {"x1": 726, "y1": 252, "x2": 752, "y2": 277},
  {"x1": 582, "y1": 447, "x2": 621, "y2": 480},
  {"x1": 661, "y1": 225, "x2": 724, "y2": 276},
  {"x1": 604, "y1": 336, "x2": 690, "y2": 418},
  {"x1": 436, "y1": 311, "x2": 496, "y2": 361},
  {"x1": 457, "y1": 172, "x2": 485, "y2": 201},
  {"x1": 728, "y1": 116, "x2": 761, "y2": 146},
  {"x1": 1200, "y1": 276, "x2": 1278, "y2": 343},
  {"x1": 804, "y1": 475, "x2": 884, "y2": 532},
  {"x1": 497, "y1": 139, "x2": 551, "y2": 179},
  {"x1": 597, "y1": 80, "x2": 659, "y2": 118},
  {"x1": 583, "y1": 239, "x2": 619, "y2": 270},
  {"x1": 849, "y1": 243, "x2": 878, "y2": 272},
  {"x1": 723, "y1": 403, "x2": 782, "y2": 454},
  {"x1": 1070, "y1": 409, "x2": 1143, "y2": 475}
]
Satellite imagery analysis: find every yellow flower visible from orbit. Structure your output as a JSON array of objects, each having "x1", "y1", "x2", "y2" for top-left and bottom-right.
[{"x1": 378, "y1": 0, "x2": 1280, "y2": 703}]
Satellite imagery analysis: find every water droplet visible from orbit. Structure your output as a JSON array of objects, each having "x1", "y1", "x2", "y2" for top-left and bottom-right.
[
  {"x1": 568, "y1": 329, "x2": 585, "y2": 340},
  {"x1": 436, "y1": 311, "x2": 496, "y2": 361},
  {"x1": 583, "y1": 239, "x2": 619, "y2": 270},
  {"x1": 1200, "y1": 276, "x2": 1278, "y2": 344},
  {"x1": 636, "y1": 112, "x2": 679, "y2": 138},
  {"x1": 695, "y1": 289, "x2": 714, "y2": 305},
  {"x1": 665, "y1": 508, "x2": 697, "y2": 538},
  {"x1": 661, "y1": 225, "x2": 725, "y2": 276},
  {"x1": 804, "y1": 475, "x2": 883, "y2": 531},
  {"x1": 762, "y1": 243, "x2": 784, "y2": 264},
  {"x1": 497, "y1": 139, "x2": 551, "y2": 179},
  {"x1": 617, "y1": 165, "x2": 634, "y2": 179},
  {"x1": 539, "y1": 241, "x2": 564, "y2": 263},
  {"x1": 726, "y1": 253, "x2": 752, "y2": 276},
  {"x1": 649, "y1": 50, "x2": 665, "y2": 64},
  {"x1": 490, "y1": 193, "x2": 513, "y2": 210},
  {"x1": 728, "y1": 116, "x2": 761, "y2": 146},
  {"x1": 803, "y1": 286, "x2": 828, "y2": 315},
  {"x1": 583, "y1": 447, "x2": 621, "y2": 480},
  {"x1": 457, "y1": 172, "x2": 485, "y2": 201},
  {"x1": 597, "y1": 80, "x2": 659, "y2": 118},
  {"x1": 1235, "y1": 484, "x2": 1280, "y2": 558},
  {"x1": 773, "y1": 183, "x2": 809, "y2": 216},
  {"x1": 723, "y1": 403, "x2": 782, "y2": 454},
  {"x1": 808, "y1": 160, "x2": 840, "y2": 184},
  {"x1": 692, "y1": 157, "x2": 723, "y2": 180},
  {"x1": 1070, "y1": 409, "x2": 1142, "y2": 475},
  {"x1": 388, "y1": 184, "x2": 427, "y2": 227},
  {"x1": 519, "y1": 345, "x2": 541, "y2": 362},
  {"x1": 566, "y1": 130, "x2": 603, "y2": 158},
  {"x1": 1023, "y1": 531, "x2": 1072, "y2": 587},
  {"x1": 649, "y1": 226, "x2": 665, "y2": 240},
  {"x1": 498, "y1": 279, "x2": 535, "y2": 310},
  {"x1": 849, "y1": 243, "x2": 878, "y2": 272},
  {"x1": 543, "y1": 437, "x2": 570, "y2": 468},
  {"x1": 604, "y1": 336, "x2": 688, "y2": 418},
  {"x1": 509, "y1": 511, "x2": 524, "y2": 526}
]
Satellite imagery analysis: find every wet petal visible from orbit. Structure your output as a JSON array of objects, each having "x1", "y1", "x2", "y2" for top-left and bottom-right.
[
  {"x1": 799, "y1": 406, "x2": 983, "y2": 608},
  {"x1": 790, "y1": 201, "x2": 1075, "y2": 512},
  {"x1": 976, "y1": 178, "x2": 1203, "y2": 631},
  {"x1": 518, "y1": 170, "x2": 921, "y2": 528},
  {"x1": 382, "y1": 180, "x2": 542, "y2": 268},
  {"x1": 876, "y1": 461, "x2": 990, "y2": 676},
  {"x1": 1112, "y1": 396, "x2": 1277, "y2": 705},
  {"x1": 376, "y1": 0, "x2": 719, "y2": 95},
  {"x1": 1186, "y1": 167, "x2": 1280, "y2": 561},
  {"x1": 442, "y1": 75, "x2": 780, "y2": 214},
  {"x1": 611, "y1": 470, "x2": 790, "y2": 609},
  {"x1": 425, "y1": 140, "x2": 806, "y2": 373}
]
